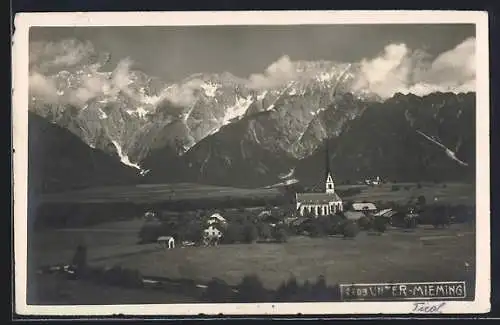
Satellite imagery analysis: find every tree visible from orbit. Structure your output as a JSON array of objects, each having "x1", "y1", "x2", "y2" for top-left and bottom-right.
[
  {"x1": 242, "y1": 223, "x2": 258, "y2": 243},
  {"x1": 311, "y1": 275, "x2": 330, "y2": 301},
  {"x1": 184, "y1": 221, "x2": 203, "y2": 243},
  {"x1": 357, "y1": 216, "x2": 373, "y2": 231},
  {"x1": 121, "y1": 269, "x2": 143, "y2": 288},
  {"x1": 317, "y1": 215, "x2": 334, "y2": 235},
  {"x1": 342, "y1": 221, "x2": 360, "y2": 238},
  {"x1": 223, "y1": 223, "x2": 241, "y2": 244},
  {"x1": 432, "y1": 213, "x2": 451, "y2": 229},
  {"x1": 309, "y1": 220, "x2": 325, "y2": 237},
  {"x1": 301, "y1": 279, "x2": 313, "y2": 301},
  {"x1": 138, "y1": 223, "x2": 159, "y2": 244},
  {"x1": 203, "y1": 278, "x2": 234, "y2": 302},
  {"x1": 274, "y1": 227, "x2": 288, "y2": 243},
  {"x1": 417, "y1": 195, "x2": 427, "y2": 206},
  {"x1": 373, "y1": 217, "x2": 387, "y2": 233},
  {"x1": 71, "y1": 244, "x2": 87, "y2": 274},
  {"x1": 327, "y1": 217, "x2": 342, "y2": 235},
  {"x1": 258, "y1": 223, "x2": 272, "y2": 241},
  {"x1": 404, "y1": 215, "x2": 418, "y2": 229},
  {"x1": 236, "y1": 275, "x2": 267, "y2": 302},
  {"x1": 275, "y1": 276, "x2": 299, "y2": 301}
]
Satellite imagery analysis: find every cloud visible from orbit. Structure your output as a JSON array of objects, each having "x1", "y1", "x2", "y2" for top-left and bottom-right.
[
  {"x1": 162, "y1": 78, "x2": 205, "y2": 107},
  {"x1": 30, "y1": 39, "x2": 97, "y2": 73},
  {"x1": 29, "y1": 39, "x2": 150, "y2": 108},
  {"x1": 28, "y1": 37, "x2": 476, "y2": 111},
  {"x1": 352, "y1": 37, "x2": 476, "y2": 98},
  {"x1": 111, "y1": 58, "x2": 134, "y2": 93},
  {"x1": 28, "y1": 38, "x2": 205, "y2": 110},
  {"x1": 247, "y1": 55, "x2": 297, "y2": 89},
  {"x1": 28, "y1": 72, "x2": 59, "y2": 104}
]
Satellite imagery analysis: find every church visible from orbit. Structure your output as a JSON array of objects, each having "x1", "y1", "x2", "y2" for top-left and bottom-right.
[{"x1": 295, "y1": 148, "x2": 343, "y2": 217}]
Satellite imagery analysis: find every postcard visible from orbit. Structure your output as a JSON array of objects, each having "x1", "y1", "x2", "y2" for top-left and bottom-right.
[{"x1": 12, "y1": 10, "x2": 490, "y2": 316}]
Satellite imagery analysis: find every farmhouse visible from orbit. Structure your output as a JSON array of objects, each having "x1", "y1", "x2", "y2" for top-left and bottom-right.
[
  {"x1": 295, "y1": 150, "x2": 343, "y2": 217},
  {"x1": 157, "y1": 236, "x2": 175, "y2": 249},
  {"x1": 374, "y1": 208, "x2": 395, "y2": 218},
  {"x1": 352, "y1": 202, "x2": 378, "y2": 213},
  {"x1": 206, "y1": 213, "x2": 227, "y2": 226},
  {"x1": 364, "y1": 176, "x2": 382, "y2": 185},
  {"x1": 203, "y1": 225, "x2": 223, "y2": 246}
]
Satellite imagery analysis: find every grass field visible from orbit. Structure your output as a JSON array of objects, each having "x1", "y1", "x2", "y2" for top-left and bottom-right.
[
  {"x1": 39, "y1": 183, "x2": 285, "y2": 205},
  {"x1": 39, "y1": 182, "x2": 475, "y2": 207},
  {"x1": 28, "y1": 181, "x2": 476, "y2": 304},
  {"x1": 28, "y1": 218, "x2": 476, "y2": 304},
  {"x1": 339, "y1": 182, "x2": 475, "y2": 206}
]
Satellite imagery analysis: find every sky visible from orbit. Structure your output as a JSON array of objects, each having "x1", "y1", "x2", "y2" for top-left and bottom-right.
[{"x1": 29, "y1": 24, "x2": 475, "y2": 82}]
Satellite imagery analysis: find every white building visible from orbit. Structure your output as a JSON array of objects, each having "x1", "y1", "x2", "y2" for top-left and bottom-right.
[
  {"x1": 206, "y1": 213, "x2": 227, "y2": 226},
  {"x1": 295, "y1": 168, "x2": 343, "y2": 217},
  {"x1": 351, "y1": 202, "x2": 378, "y2": 212}
]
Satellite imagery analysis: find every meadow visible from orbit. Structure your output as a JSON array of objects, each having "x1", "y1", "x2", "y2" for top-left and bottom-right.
[
  {"x1": 27, "y1": 181, "x2": 476, "y2": 304},
  {"x1": 39, "y1": 182, "x2": 475, "y2": 206},
  {"x1": 28, "y1": 218, "x2": 475, "y2": 304},
  {"x1": 39, "y1": 183, "x2": 285, "y2": 205},
  {"x1": 341, "y1": 182, "x2": 476, "y2": 206}
]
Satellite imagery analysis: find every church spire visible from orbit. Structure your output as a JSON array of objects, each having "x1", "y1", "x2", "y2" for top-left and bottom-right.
[
  {"x1": 325, "y1": 139, "x2": 331, "y2": 179},
  {"x1": 325, "y1": 139, "x2": 335, "y2": 194}
]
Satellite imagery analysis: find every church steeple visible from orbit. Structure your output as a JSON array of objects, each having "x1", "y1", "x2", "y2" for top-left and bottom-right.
[
  {"x1": 325, "y1": 140, "x2": 335, "y2": 194},
  {"x1": 326, "y1": 172, "x2": 335, "y2": 193},
  {"x1": 325, "y1": 141, "x2": 331, "y2": 178}
]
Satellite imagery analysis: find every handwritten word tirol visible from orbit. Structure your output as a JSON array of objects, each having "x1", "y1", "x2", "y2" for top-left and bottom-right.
[
  {"x1": 340, "y1": 281, "x2": 467, "y2": 301},
  {"x1": 412, "y1": 302, "x2": 446, "y2": 313}
]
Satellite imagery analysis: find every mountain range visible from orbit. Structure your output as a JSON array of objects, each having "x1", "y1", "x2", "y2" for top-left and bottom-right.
[{"x1": 27, "y1": 59, "x2": 476, "y2": 193}]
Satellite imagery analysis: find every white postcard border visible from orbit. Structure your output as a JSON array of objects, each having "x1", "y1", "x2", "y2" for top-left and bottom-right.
[{"x1": 12, "y1": 10, "x2": 491, "y2": 316}]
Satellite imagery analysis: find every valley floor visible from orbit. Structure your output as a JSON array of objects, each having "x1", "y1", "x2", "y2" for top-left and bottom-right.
[{"x1": 27, "y1": 219, "x2": 476, "y2": 305}]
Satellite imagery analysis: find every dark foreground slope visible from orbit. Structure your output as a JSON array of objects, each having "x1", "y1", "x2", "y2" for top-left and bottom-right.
[{"x1": 28, "y1": 112, "x2": 139, "y2": 195}]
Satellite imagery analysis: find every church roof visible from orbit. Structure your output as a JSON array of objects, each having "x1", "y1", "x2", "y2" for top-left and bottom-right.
[
  {"x1": 352, "y1": 202, "x2": 377, "y2": 211},
  {"x1": 296, "y1": 192, "x2": 342, "y2": 204}
]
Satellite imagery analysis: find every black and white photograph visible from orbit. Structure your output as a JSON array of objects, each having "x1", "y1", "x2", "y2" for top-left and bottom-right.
[{"x1": 13, "y1": 11, "x2": 490, "y2": 315}]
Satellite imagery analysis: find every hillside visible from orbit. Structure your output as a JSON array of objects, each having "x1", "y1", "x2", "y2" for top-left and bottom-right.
[
  {"x1": 28, "y1": 112, "x2": 139, "y2": 194},
  {"x1": 296, "y1": 92, "x2": 476, "y2": 187}
]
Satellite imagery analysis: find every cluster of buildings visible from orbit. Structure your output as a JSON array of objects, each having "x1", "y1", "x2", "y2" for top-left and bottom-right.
[
  {"x1": 294, "y1": 148, "x2": 375, "y2": 220},
  {"x1": 145, "y1": 150, "x2": 400, "y2": 246}
]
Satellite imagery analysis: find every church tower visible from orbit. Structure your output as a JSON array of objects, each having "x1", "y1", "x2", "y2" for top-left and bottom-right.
[
  {"x1": 326, "y1": 172, "x2": 335, "y2": 193},
  {"x1": 325, "y1": 140, "x2": 336, "y2": 194}
]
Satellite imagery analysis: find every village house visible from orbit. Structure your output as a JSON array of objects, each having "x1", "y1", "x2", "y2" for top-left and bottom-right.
[
  {"x1": 203, "y1": 225, "x2": 223, "y2": 246},
  {"x1": 256, "y1": 210, "x2": 282, "y2": 227},
  {"x1": 206, "y1": 213, "x2": 227, "y2": 226},
  {"x1": 364, "y1": 176, "x2": 382, "y2": 185},
  {"x1": 351, "y1": 202, "x2": 378, "y2": 213},
  {"x1": 295, "y1": 149, "x2": 343, "y2": 217}
]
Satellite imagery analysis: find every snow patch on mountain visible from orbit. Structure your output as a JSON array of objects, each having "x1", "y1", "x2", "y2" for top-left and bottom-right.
[
  {"x1": 310, "y1": 107, "x2": 326, "y2": 116},
  {"x1": 317, "y1": 72, "x2": 333, "y2": 83},
  {"x1": 111, "y1": 140, "x2": 143, "y2": 171},
  {"x1": 98, "y1": 108, "x2": 108, "y2": 119},
  {"x1": 257, "y1": 90, "x2": 268, "y2": 101},
  {"x1": 223, "y1": 95, "x2": 254, "y2": 124},
  {"x1": 126, "y1": 106, "x2": 149, "y2": 119},
  {"x1": 201, "y1": 82, "x2": 218, "y2": 97}
]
